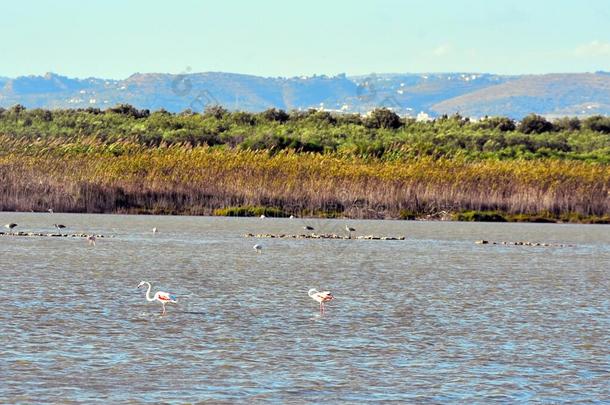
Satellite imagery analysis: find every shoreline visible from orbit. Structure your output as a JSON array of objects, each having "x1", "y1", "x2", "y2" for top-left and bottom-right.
[{"x1": 1, "y1": 208, "x2": 608, "y2": 224}]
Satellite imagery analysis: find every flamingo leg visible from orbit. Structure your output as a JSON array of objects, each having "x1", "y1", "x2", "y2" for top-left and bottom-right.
[{"x1": 162, "y1": 303, "x2": 166, "y2": 315}]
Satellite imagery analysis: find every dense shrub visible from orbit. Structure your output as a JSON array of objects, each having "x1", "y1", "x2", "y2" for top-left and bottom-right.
[
  {"x1": 475, "y1": 116, "x2": 516, "y2": 132},
  {"x1": 365, "y1": 108, "x2": 402, "y2": 129},
  {"x1": 583, "y1": 115, "x2": 610, "y2": 133},
  {"x1": 0, "y1": 104, "x2": 608, "y2": 162},
  {"x1": 453, "y1": 211, "x2": 508, "y2": 222},
  {"x1": 519, "y1": 114, "x2": 555, "y2": 134},
  {"x1": 260, "y1": 108, "x2": 289, "y2": 123},
  {"x1": 213, "y1": 206, "x2": 290, "y2": 217}
]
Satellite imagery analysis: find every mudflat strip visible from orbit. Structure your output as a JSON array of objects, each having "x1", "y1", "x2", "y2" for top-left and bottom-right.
[
  {"x1": 0, "y1": 232, "x2": 111, "y2": 238},
  {"x1": 475, "y1": 240, "x2": 574, "y2": 247},
  {"x1": 243, "y1": 233, "x2": 406, "y2": 240}
]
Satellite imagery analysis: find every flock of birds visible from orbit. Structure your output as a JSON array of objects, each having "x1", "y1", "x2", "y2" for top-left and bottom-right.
[
  {"x1": 4, "y1": 222, "x2": 96, "y2": 245},
  {"x1": 142, "y1": 221, "x2": 347, "y2": 315},
  {"x1": 5, "y1": 216, "x2": 346, "y2": 316},
  {"x1": 253, "y1": 223, "x2": 356, "y2": 253},
  {"x1": 4, "y1": 222, "x2": 67, "y2": 233},
  {"x1": 136, "y1": 281, "x2": 334, "y2": 316}
]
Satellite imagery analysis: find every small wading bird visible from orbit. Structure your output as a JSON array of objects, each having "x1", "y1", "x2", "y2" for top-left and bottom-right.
[
  {"x1": 303, "y1": 225, "x2": 314, "y2": 231},
  {"x1": 308, "y1": 288, "x2": 334, "y2": 314},
  {"x1": 54, "y1": 224, "x2": 66, "y2": 234},
  {"x1": 4, "y1": 223, "x2": 17, "y2": 231},
  {"x1": 260, "y1": 214, "x2": 266, "y2": 219},
  {"x1": 138, "y1": 281, "x2": 177, "y2": 315},
  {"x1": 48, "y1": 208, "x2": 54, "y2": 214},
  {"x1": 345, "y1": 225, "x2": 356, "y2": 239},
  {"x1": 87, "y1": 235, "x2": 96, "y2": 246},
  {"x1": 152, "y1": 227, "x2": 157, "y2": 234},
  {"x1": 253, "y1": 244, "x2": 262, "y2": 254}
]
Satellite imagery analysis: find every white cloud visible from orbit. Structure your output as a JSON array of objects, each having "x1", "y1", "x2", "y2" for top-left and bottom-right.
[
  {"x1": 432, "y1": 44, "x2": 451, "y2": 57},
  {"x1": 575, "y1": 40, "x2": 610, "y2": 57}
]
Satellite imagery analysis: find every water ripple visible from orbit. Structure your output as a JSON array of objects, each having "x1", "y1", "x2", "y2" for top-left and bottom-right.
[{"x1": 1, "y1": 214, "x2": 609, "y2": 403}]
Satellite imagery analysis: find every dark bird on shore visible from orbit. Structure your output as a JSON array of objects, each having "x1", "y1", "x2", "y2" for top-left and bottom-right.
[
  {"x1": 54, "y1": 224, "x2": 66, "y2": 234},
  {"x1": 304, "y1": 225, "x2": 314, "y2": 231},
  {"x1": 4, "y1": 223, "x2": 17, "y2": 231}
]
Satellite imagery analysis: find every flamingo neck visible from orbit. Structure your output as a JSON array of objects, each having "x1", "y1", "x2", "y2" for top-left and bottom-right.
[{"x1": 144, "y1": 282, "x2": 154, "y2": 301}]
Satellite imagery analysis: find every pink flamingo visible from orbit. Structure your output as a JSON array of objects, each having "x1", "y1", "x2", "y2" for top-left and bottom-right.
[
  {"x1": 308, "y1": 288, "x2": 334, "y2": 313},
  {"x1": 138, "y1": 281, "x2": 177, "y2": 315}
]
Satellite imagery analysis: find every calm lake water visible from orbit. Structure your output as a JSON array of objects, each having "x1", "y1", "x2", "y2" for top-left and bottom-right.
[{"x1": 1, "y1": 213, "x2": 609, "y2": 403}]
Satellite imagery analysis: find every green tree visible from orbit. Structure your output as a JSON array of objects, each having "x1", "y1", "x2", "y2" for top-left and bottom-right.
[
  {"x1": 107, "y1": 104, "x2": 149, "y2": 119},
  {"x1": 365, "y1": 108, "x2": 402, "y2": 129},
  {"x1": 475, "y1": 116, "x2": 516, "y2": 132},
  {"x1": 554, "y1": 117, "x2": 581, "y2": 131},
  {"x1": 261, "y1": 108, "x2": 289, "y2": 123},
  {"x1": 519, "y1": 114, "x2": 554, "y2": 134},
  {"x1": 305, "y1": 110, "x2": 337, "y2": 125},
  {"x1": 204, "y1": 105, "x2": 228, "y2": 119},
  {"x1": 230, "y1": 111, "x2": 256, "y2": 126},
  {"x1": 9, "y1": 104, "x2": 26, "y2": 116},
  {"x1": 583, "y1": 115, "x2": 610, "y2": 133}
]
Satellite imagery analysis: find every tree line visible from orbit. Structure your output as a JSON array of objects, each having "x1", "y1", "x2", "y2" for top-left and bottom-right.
[{"x1": 1, "y1": 104, "x2": 609, "y2": 162}]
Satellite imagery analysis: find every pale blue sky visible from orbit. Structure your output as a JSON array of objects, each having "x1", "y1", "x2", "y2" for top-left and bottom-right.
[{"x1": 1, "y1": 0, "x2": 609, "y2": 78}]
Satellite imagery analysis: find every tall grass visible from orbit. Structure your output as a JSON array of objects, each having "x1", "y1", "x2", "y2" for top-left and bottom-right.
[{"x1": 1, "y1": 137, "x2": 607, "y2": 219}]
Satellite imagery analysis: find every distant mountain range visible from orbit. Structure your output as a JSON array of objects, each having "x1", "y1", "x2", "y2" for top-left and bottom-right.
[{"x1": 2, "y1": 71, "x2": 610, "y2": 118}]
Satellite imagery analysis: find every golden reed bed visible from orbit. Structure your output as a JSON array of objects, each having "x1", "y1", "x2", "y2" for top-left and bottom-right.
[{"x1": 0, "y1": 139, "x2": 608, "y2": 220}]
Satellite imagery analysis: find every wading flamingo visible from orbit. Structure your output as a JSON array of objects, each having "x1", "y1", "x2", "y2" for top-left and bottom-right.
[
  {"x1": 308, "y1": 288, "x2": 334, "y2": 313},
  {"x1": 345, "y1": 225, "x2": 355, "y2": 239},
  {"x1": 54, "y1": 224, "x2": 66, "y2": 234},
  {"x1": 253, "y1": 244, "x2": 262, "y2": 254},
  {"x1": 138, "y1": 281, "x2": 177, "y2": 315}
]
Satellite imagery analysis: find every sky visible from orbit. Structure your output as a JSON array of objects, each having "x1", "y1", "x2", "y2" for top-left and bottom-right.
[{"x1": 1, "y1": 0, "x2": 609, "y2": 78}]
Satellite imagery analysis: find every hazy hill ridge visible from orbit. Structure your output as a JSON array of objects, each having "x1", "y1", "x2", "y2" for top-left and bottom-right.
[{"x1": 2, "y1": 71, "x2": 610, "y2": 118}]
